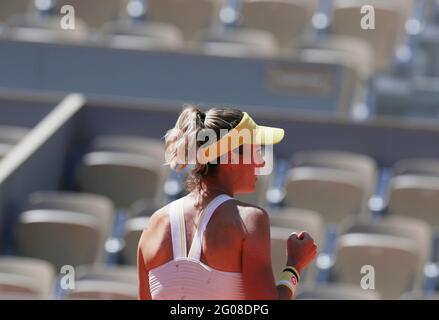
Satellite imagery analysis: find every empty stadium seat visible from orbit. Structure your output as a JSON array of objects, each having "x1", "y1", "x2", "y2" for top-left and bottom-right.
[
  {"x1": 64, "y1": 280, "x2": 137, "y2": 299},
  {"x1": 331, "y1": 1, "x2": 405, "y2": 71},
  {"x1": 78, "y1": 151, "x2": 167, "y2": 208},
  {"x1": 6, "y1": 14, "x2": 88, "y2": 44},
  {"x1": 64, "y1": 264, "x2": 137, "y2": 299},
  {"x1": 55, "y1": 0, "x2": 126, "y2": 31},
  {"x1": 26, "y1": 191, "x2": 115, "y2": 261},
  {"x1": 333, "y1": 233, "x2": 420, "y2": 299},
  {"x1": 0, "y1": 256, "x2": 55, "y2": 298},
  {"x1": 239, "y1": 0, "x2": 316, "y2": 51},
  {"x1": 340, "y1": 215, "x2": 432, "y2": 290},
  {"x1": 387, "y1": 175, "x2": 439, "y2": 227},
  {"x1": 283, "y1": 167, "x2": 366, "y2": 224},
  {"x1": 200, "y1": 29, "x2": 279, "y2": 57},
  {"x1": 393, "y1": 158, "x2": 439, "y2": 177},
  {"x1": 75, "y1": 264, "x2": 137, "y2": 284},
  {"x1": 300, "y1": 35, "x2": 375, "y2": 80},
  {"x1": 103, "y1": 21, "x2": 184, "y2": 50},
  {"x1": 146, "y1": 0, "x2": 218, "y2": 42},
  {"x1": 296, "y1": 283, "x2": 381, "y2": 299},
  {"x1": 0, "y1": 0, "x2": 32, "y2": 23},
  {"x1": 91, "y1": 135, "x2": 165, "y2": 162},
  {"x1": 122, "y1": 216, "x2": 150, "y2": 265},
  {"x1": 290, "y1": 150, "x2": 378, "y2": 199},
  {"x1": 400, "y1": 290, "x2": 439, "y2": 300},
  {"x1": 16, "y1": 210, "x2": 101, "y2": 269}
]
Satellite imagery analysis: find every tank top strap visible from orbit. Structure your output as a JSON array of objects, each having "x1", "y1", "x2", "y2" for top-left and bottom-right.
[
  {"x1": 168, "y1": 198, "x2": 187, "y2": 259},
  {"x1": 187, "y1": 194, "x2": 234, "y2": 261}
]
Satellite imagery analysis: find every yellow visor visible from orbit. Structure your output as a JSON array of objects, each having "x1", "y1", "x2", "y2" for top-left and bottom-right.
[{"x1": 199, "y1": 112, "x2": 284, "y2": 164}]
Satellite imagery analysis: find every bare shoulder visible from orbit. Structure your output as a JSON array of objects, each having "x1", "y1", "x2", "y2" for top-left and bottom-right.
[
  {"x1": 233, "y1": 200, "x2": 270, "y2": 233},
  {"x1": 138, "y1": 204, "x2": 170, "y2": 247}
]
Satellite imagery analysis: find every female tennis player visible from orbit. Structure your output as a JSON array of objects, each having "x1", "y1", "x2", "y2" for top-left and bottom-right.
[{"x1": 137, "y1": 106, "x2": 317, "y2": 300}]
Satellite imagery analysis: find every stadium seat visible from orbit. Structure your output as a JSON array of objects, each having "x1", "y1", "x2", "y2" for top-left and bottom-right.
[
  {"x1": 200, "y1": 29, "x2": 279, "y2": 57},
  {"x1": 64, "y1": 280, "x2": 137, "y2": 299},
  {"x1": 103, "y1": 21, "x2": 184, "y2": 50},
  {"x1": 283, "y1": 167, "x2": 366, "y2": 224},
  {"x1": 16, "y1": 210, "x2": 101, "y2": 269},
  {"x1": 393, "y1": 158, "x2": 439, "y2": 177},
  {"x1": 333, "y1": 233, "x2": 420, "y2": 299},
  {"x1": 300, "y1": 35, "x2": 375, "y2": 81},
  {"x1": 0, "y1": 256, "x2": 55, "y2": 298},
  {"x1": 90, "y1": 135, "x2": 165, "y2": 163},
  {"x1": 146, "y1": 0, "x2": 218, "y2": 42},
  {"x1": 296, "y1": 283, "x2": 381, "y2": 299},
  {"x1": 290, "y1": 150, "x2": 378, "y2": 199},
  {"x1": 55, "y1": 0, "x2": 126, "y2": 31},
  {"x1": 340, "y1": 215, "x2": 432, "y2": 290},
  {"x1": 26, "y1": 191, "x2": 115, "y2": 261},
  {"x1": 0, "y1": 0, "x2": 32, "y2": 23},
  {"x1": 239, "y1": 0, "x2": 316, "y2": 52},
  {"x1": 331, "y1": 1, "x2": 405, "y2": 71},
  {"x1": 64, "y1": 264, "x2": 137, "y2": 299},
  {"x1": 5, "y1": 14, "x2": 88, "y2": 44},
  {"x1": 387, "y1": 175, "x2": 439, "y2": 227},
  {"x1": 74, "y1": 264, "x2": 137, "y2": 284},
  {"x1": 122, "y1": 216, "x2": 150, "y2": 265},
  {"x1": 78, "y1": 151, "x2": 167, "y2": 208}
]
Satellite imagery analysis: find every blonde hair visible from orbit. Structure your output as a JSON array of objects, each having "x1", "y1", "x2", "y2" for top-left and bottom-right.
[{"x1": 165, "y1": 105, "x2": 243, "y2": 192}]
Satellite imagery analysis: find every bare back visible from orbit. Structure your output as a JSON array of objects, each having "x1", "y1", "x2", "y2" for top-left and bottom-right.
[{"x1": 139, "y1": 194, "x2": 258, "y2": 273}]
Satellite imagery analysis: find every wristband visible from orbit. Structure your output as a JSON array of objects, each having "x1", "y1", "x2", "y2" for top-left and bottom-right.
[
  {"x1": 283, "y1": 266, "x2": 301, "y2": 282},
  {"x1": 276, "y1": 267, "x2": 300, "y2": 297}
]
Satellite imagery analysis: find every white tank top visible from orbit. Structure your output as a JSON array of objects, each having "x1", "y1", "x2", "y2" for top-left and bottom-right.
[{"x1": 148, "y1": 194, "x2": 245, "y2": 300}]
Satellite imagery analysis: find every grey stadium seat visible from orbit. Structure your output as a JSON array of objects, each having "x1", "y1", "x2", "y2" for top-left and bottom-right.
[
  {"x1": 296, "y1": 283, "x2": 381, "y2": 300},
  {"x1": 64, "y1": 264, "x2": 137, "y2": 300},
  {"x1": 0, "y1": 256, "x2": 55, "y2": 298},
  {"x1": 331, "y1": 1, "x2": 405, "y2": 72},
  {"x1": 55, "y1": 0, "x2": 126, "y2": 30},
  {"x1": 387, "y1": 175, "x2": 439, "y2": 227},
  {"x1": 333, "y1": 233, "x2": 420, "y2": 299},
  {"x1": 239, "y1": 0, "x2": 316, "y2": 52},
  {"x1": 78, "y1": 151, "x2": 167, "y2": 208},
  {"x1": 26, "y1": 191, "x2": 115, "y2": 262},
  {"x1": 393, "y1": 158, "x2": 439, "y2": 177},
  {"x1": 283, "y1": 167, "x2": 366, "y2": 224},
  {"x1": 340, "y1": 215, "x2": 432, "y2": 290},
  {"x1": 6, "y1": 14, "x2": 88, "y2": 44},
  {"x1": 146, "y1": 0, "x2": 218, "y2": 42},
  {"x1": 16, "y1": 210, "x2": 101, "y2": 270},
  {"x1": 290, "y1": 150, "x2": 378, "y2": 200},
  {"x1": 90, "y1": 135, "x2": 166, "y2": 163},
  {"x1": 64, "y1": 280, "x2": 137, "y2": 300},
  {"x1": 0, "y1": 0, "x2": 32, "y2": 23}
]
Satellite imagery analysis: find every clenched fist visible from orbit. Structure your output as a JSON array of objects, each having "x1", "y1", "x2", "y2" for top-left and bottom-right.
[{"x1": 286, "y1": 231, "x2": 318, "y2": 275}]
